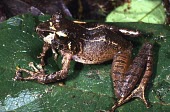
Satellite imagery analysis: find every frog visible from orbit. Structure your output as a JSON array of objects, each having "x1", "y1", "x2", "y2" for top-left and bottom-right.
[{"x1": 15, "y1": 11, "x2": 153, "y2": 112}]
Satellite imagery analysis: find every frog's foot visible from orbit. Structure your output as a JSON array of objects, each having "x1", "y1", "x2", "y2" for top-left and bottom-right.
[{"x1": 111, "y1": 84, "x2": 150, "y2": 112}]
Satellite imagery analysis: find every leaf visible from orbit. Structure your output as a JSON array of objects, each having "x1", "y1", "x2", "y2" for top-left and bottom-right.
[
  {"x1": 0, "y1": 14, "x2": 170, "y2": 112},
  {"x1": 106, "y1": 0, "x2": 166, "y2": 24}
]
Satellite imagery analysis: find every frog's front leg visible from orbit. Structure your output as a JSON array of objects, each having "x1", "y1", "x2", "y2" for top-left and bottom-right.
[
  {"x1": 111, "y1": 43, "x2": 153, "y2": 112},
  {"x1": 15, "y1": 51, "x2": 72, "y2": 84},
  {"x1": 37, "y1": 42, "x2": 51, "y2": 66},
  {"x1": 37, "y1": 42, "x2": 58, "y2": 66}
]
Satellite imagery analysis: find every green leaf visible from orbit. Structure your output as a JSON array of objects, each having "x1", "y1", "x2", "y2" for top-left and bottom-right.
[
  {"x1": 0, "y1": 14, "x2": 170, "y2": 112},
  {"x1": 106, "y1": 0, "x2": 166, "y2": 24}
]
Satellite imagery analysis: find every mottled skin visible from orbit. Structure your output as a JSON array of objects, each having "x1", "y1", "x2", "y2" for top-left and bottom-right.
[
  {"x1": 15, "y1": 12, "x2": 153, "y2": 112},
  {"x1": 111, "y1": 43, "x2": 153, "y2": 111}
]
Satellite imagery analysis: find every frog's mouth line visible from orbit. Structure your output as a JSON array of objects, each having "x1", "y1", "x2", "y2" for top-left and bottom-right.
[{"x1": 36, "y1": 27, "x2": 56, "y2": 38}]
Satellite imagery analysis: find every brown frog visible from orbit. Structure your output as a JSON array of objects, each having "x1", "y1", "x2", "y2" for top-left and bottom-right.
[{"x1": 15, "y1": 11, "x2": 153, "y2": 112}]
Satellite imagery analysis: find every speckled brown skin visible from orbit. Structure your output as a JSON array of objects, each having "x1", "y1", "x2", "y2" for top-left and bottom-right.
[
  {"x1": 111, "y1": 43, "x2": 153, "y2": 112},
  {"x1": 15, "y1": 12, "x2": 153, "y2": 111}
]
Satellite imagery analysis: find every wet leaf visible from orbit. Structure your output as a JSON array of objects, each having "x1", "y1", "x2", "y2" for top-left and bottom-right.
[
  {"x1": 0, "y1": 14, "x2": 170, "y2": 112},
  {"x1": 106, "y1": 0, "x2": 166, "y2": 24}
]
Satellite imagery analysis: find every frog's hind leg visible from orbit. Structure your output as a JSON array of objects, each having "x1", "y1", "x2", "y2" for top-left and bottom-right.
[
  {"x1": 111, "y1": 43, "x2": 153, "y2": 112},
  {"x1": 111, "y1": 47, "x2": 132, "y2": 99},
  {"x1": 120, "y1": 46, "x2": 153, "y2": 108}
]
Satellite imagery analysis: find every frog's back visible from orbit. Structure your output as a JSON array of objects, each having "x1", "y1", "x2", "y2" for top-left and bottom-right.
[{"x1": 72, "y1": 29, "x2": 132, "y2": 64}]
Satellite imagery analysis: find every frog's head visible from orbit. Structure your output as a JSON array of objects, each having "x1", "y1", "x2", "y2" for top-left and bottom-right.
[
  {"x1": 36, "y1": 11, "x2": 63, "y2": 37},
  {"x1": 36, "y1": 11, "x2": 78, "y2": 52},
  {"x1": 36, "y1": 11, "x2": 68, "y2": 45}
]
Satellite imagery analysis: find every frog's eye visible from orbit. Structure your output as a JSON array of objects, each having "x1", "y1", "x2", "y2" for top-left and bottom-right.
[
  {"x1": 52, "y1": 11, "x2": 63, "y2": 23},
  {"x1": 36, "y1": 22, "x2": 50, "y2": 31},
  {"x1": 49, "y1": 22, "x2": 57, "y2": 31},
  {"x1": 40, "y1": 31, "x2": 54, "y2": 38}
]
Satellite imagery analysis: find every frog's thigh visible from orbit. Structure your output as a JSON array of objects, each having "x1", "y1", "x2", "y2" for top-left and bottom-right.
[{"x1": 111, "y1": 48, "x2": 132, "y2": 99}]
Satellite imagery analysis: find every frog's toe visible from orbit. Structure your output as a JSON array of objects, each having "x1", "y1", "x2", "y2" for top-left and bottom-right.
[
  {"x1": 15, "y1": 64, "x2": 43, "y2": 80},
  {"x1": 111, "y1": 84, "x2": 150, "y2": 111},
  {"x1": 28, "y1": 62, "x2": 41, "y2": 72},
  {"x1": 129, "y1": 84, "x2": 150, "y2": 108},
  {"x1": 15, "y1": 69, "x2": 25, "y2": 80},
  {"x1": 15, "y1": 66, "x2": 24, "y2": 80},
  {"x1": 111, "y1": 98, "x2": 125, "y2": 112}
]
